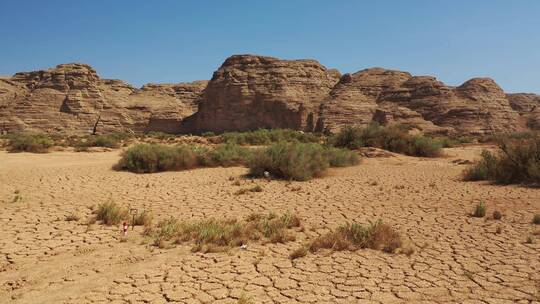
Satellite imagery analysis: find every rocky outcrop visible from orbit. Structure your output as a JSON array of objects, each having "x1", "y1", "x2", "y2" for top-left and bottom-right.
[
  {"x1": 316, "y1": 68, "x2": 522, "y2": 135},
  {"x1": 0, "y1": 55, "x2": 536, "y2": 136},
  {"x1": 0, "y1": 63, "x2": 207, "y2": 134},
  {"x1": 181, "y1": 55, "x2": 340, "y2": 133},
  {"x1": 507, "y1": 93, "x2": 540, "y2": 130}
]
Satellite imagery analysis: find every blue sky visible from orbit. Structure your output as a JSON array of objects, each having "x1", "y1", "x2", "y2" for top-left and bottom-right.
[{"x1": 1, "y1": 1, "x2": 539, "y2": 93}]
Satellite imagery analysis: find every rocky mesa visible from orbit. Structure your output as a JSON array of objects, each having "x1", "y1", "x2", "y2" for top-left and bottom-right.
[{"x1": 0, "y1": 55, "x2": 537, "y2": 136}]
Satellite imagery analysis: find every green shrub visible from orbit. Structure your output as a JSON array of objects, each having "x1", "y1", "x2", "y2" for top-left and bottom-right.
[
  {"x1": 324, "y1": 147, "x2": 361, "y2": 167},
  {"x1": 221, "y1": 129, "x2": 320, "y2": 146},
  {"x1": 248, "y1": 143, "x2": 328, "y2": 181},
  {"x1": 472, "y1": 202, "x2": 486, "y2": 218},
  {"x1": 329, "y1": 123, "x2": 442, "y2": 157},
  {"x1": 72, "y1": 133, "x2": 130, "y2": 150},
  {"x1": 7, "y1": 133, "x2": 54, "y2": 153},
  {"x1": 463, "y1": 150, "x2": 498, "y2": 181},
  {"x1": 95, "y1": 201, "x2": 129, "y2": 225},
  {"x1": 493, "y1": 210, "x2": 502, "y2": 220},
  {"x1": 248, "y1": 142, "x2": 359, "y2": 181},
  {"x1": 116, "y1": 143, "x2": 252, "y2": 173},
  {"x1": 464, "y1": 136, "x2": 540, "y2": 185},
  {"x1": 115, "y1": 144, "x2": 198, "y2": 173},
  {"x1": 197, "y1": 144, "x2": 252, "y2": 167},
  {"x1": 90, "y1": 135, "x2": 121, "y2": 148}
]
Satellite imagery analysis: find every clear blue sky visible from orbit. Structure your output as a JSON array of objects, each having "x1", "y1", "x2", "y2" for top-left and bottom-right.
[{"x1": 1, "y1": 1, "x2": 539, "y2": 93}]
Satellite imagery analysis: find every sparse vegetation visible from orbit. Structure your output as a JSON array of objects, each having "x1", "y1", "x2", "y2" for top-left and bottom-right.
[
  {"x1": 493, "y1": 210, "x2": 502, "y2": 220},
  {"x1": 196, "y1": 144, "x2": 252, "y2": 167},
  {"x1": 221, "y1": 129, "x2": 320, "y2": 146},
  {"x1": 95, "y1": 201, "x2": 129, "y2": 225},
  {"x1": 248, "y1": 142, "x2": 359, "y2": 181},
  {"x1": 144, "y1": 212, "x2": 301, "y2": 251},
  {"x1": 131, "y1": 210, "x2": 153, "y2": 227},
  {"x1": 329, "y1": 124, "x2": 443, "y2": 157},
  {"x1": 115, "y1": 143, "x2": 252, "y2": 173},
  {"x1": 463, "y1": 135, "x2": 540, "y2": 185},
  {"x1": 300, "y1": 220, "x2": 403, "y2": 256},
  {"x1": 533, "y1": 214, "x2": 540, "y2": 225},
  {"x1": 6, "y1": 132, "x2": 55, "y2": 153},
  {"x1": 72, "y1": 134, "x2": 124, "y2": 150},
  {"x1": 472, "y1": 202, "x2": 486, "y2": 218}
]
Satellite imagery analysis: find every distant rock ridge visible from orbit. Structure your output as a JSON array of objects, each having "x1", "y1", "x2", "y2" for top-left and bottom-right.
[
  {"x1": 0, "y1": 56, "x2": 536, "y2": 135},
  {"x1": 0, "y1": 63, "x2": 207, "y2": 134}
]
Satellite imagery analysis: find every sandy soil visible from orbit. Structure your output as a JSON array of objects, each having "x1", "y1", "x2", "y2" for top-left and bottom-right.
[{"x1": 0, "y1": 146, "x2": 539, "y2": 304}]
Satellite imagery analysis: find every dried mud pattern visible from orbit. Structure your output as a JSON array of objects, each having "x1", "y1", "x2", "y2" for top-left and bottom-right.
[{"x1": 0, "y1": 146, "x2": 539, "y2": 303}]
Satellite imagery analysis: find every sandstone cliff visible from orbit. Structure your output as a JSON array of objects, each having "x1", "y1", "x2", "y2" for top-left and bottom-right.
[
  {"x1": 0, "y1": 63, "x2": 207, "y2": 134},
  {"x1": 1, "y1": 56, "x2": 536, "y2": 136},
  {"x1": 316, "y1": 68, "x2": 522, "y2": 135},
  {"x1": 507, "y1": 93, "x2": 540, "y2": 130},
  {"x1": 181, "y1": 55, "x2": 341, "y2": 133}
]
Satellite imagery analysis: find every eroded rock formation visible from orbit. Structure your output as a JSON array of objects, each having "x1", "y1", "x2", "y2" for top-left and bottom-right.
[
  {"x1": 316, "y1": 68, "x2": 522, "y2": 135},
  {"x1": 0, "y1": 55, "x2": 536, "y2": 136},
  {"x1": 0, "y1": 63, "x2": 207, "y2": 134},
  {"x1": 180, "y1": 55, "x2": 341, "y2": 133},
  {"x1": 507, "y1": 93, "x2": 540, "y2": 130}
]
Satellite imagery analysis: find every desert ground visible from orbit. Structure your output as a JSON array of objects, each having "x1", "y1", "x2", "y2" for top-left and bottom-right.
[{"x1": 0, "y1": 146, "x2": 539, "y2": 304}]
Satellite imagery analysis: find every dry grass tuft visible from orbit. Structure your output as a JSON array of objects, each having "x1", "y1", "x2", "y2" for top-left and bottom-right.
[
  {"x1": 95, "y1": 201, "x2": 129, "y2": 225},
  {"x1": 145, "y1": 212, "x2": 300, "y2": 250},
  {"x1": 298, "y1": 220, "x2": 403, "y2": 257},
  {"x1": 472, "y1": 202, "x2": 486, "y2": 218},
  {"x1": 131, "y1": 210, "x2": 153, "y2": 227}
]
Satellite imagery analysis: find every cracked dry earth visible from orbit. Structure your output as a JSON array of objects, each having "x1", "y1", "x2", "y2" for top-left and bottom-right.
[{"x1": 0, "y1": 146, "x2": 539, "y2": 304}]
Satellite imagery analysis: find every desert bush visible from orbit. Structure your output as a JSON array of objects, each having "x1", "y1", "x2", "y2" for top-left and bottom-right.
[
  {"x1": 83, "y1": 135, "x2": 120, "y2": 148},
  {"x1": 95, "y1": 201, "x2": 129, "y2": 225},
  {"x1": 146, "y1": 212, "x2": 300, "y2": 250},
  {"x1": 463, "y1": 136, "x2": 540, "y2": 185},
  {"x1": 329, "y1": 123, "x2": 442, "y2": 157},
  {"x1": 132, "y1": 210, "x2": 153, "y2": 226},
  {"x1": 70, "y1": 133, "x2": 133, "y2": 151},
  {"x1": 221, "y1": 129, "x2": 320, "y2": 146},
  {"x1": 115, "y1": 144, "x2": 198, "y2": 173},
  {"x1": 493, "y1": 210, "x2": 502, "y2": 220},
  {"x1": 472, "y1": 202, "x2": 486, "y2": 218},
  {"x1": 6, "y1": 132, "x2": 54, "y2": 153},
  {"x1": 248, "y1": 142, "x2": 358, "y2": 181},
  {"x1": 324, "y1": 147, "x2": 361, "y2": 167},
  {"x1": 197, "y1": 144, "x2": 252, "y2": 167},
  {"x1": 463, "y1": 150, "x2": 498, "y2": 181},
  {"x1": 306, "y1": 220, "x2": 402, "y2": 254},
  {"x1": 116, "y1": 143, "x2": 252, "y2": 173}
]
